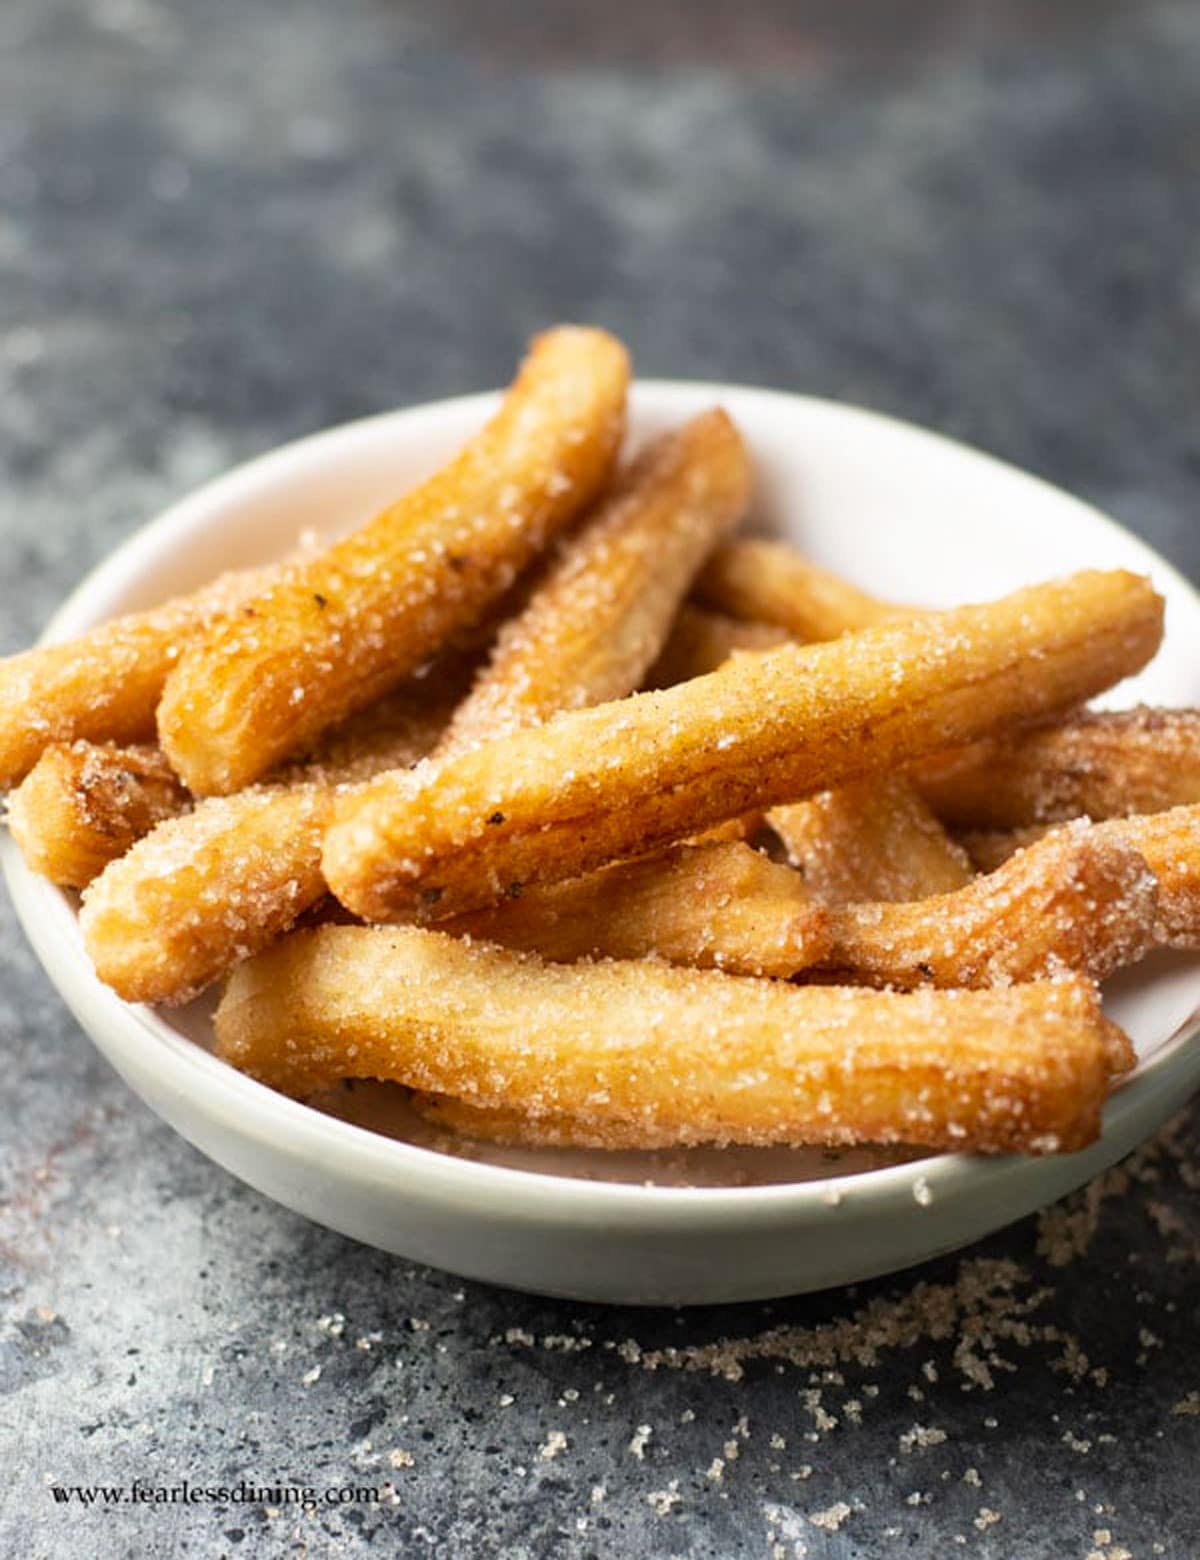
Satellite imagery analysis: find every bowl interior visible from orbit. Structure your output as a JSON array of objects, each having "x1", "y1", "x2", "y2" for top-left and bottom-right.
[{"x1": 25, "y1": 383, "x2": 1200, "y2": 1192}]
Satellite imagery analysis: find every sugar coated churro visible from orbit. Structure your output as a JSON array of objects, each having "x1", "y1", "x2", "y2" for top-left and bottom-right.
[
  {"x1": 437, "y1": 408, "x2": 750, "y2": 755},
  {"x1": 961, "y1": 806, "x2": 1200, "y2": 950},
  {"x1": 769, "y1": 776, "x2": 972, "y2": 904},
  {"x1": 820, "y1": 822, "x2": 1159, "y2": 988},
  {"x1": 916, "y1": 706, "x2": 1200, "y2": 828},
  {"x1": 695, "y1": 537, "x2": 900, "y2": 641},
  {"x1": 642, "y1": 604, "x2": 789, "y2": 688},
  {"x1": 324, "y1": 570, "x2": 1163, "y2": 923},
  {"x1": 157, "y1": 327, "x2": 630, "y2": 795},
  {"x1": 696, "y1": 547, "x2": 971, "y2": 906},
  {"x1": 6, "y1": 741, "x2": 191, "y2": 888},
  {"x1": 443, "y1": 840, "x2": 830, "y2": 976},
  {"x1": 80, "y1": 669, "x2": 468, "y2": 1003},
  {"x1": 215, "y1": 925, "x2": 1128, "y2": 1154},
  {"x1": 5, "y1": 325, "x2": 1189, "y2": 1169},
  {"x1": 0, "y1": 562, "x2": 272, "y2": 791}
]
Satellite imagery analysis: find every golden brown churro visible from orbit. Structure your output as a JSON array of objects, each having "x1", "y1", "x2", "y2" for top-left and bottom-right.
[
  {"x1": 642, "y1": 604, "x2": 790, "y2": 689},
  {"x1": 215, "y1": 926, "x2": 1128, "y2": 1154},
  {"x1": 819, "y1": 822, "x2": 1159, "y2": 988},
  {"x1": 0, "y1": 563, "x2": 272, "y2": 791},
  {"x1": 769, "y1": 776, "x2": 973, "y2": 904},
  {"x1": 916, "y1": 706, "x2": 1200, "y2": 828},
  {"x1": 80, "y1": 668, "x2": 469, "y2": 1003},
  {"x1": 437, "y1": 409, "x2": 750, "y2": 755},
  {"x1": 696, "y1": 537, "x2": 901, "y2": 641},
  {"x1": 961, "y1": 806, "x2": 1200, "y2": 949},
  {"x1": 324, "y1": 570, "x2": 1164, "y2": 923},
  {"x1": 656, "y1": 584, "x2": 966, "y2": 887},
  {"x1": 959, "y1": 825, "x2": 1055, "y2": 874},
  {"x1": 444, "y1": 840, "x2": 830, "y2": 977},
  {"x1": 695, "y1": 541, "x2": 969, "y2": 902},
  {"x1": 157, "y1": 328, "x2": 630, "y2": 795},
  {"x1": 6, "y1": 741, "x2": 191, "y2": 888}
]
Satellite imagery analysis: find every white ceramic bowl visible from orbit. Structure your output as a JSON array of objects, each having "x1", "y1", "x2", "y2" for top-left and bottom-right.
[{"x1": 5, "y1": 384, "x2": 1200, "y2": 1306}]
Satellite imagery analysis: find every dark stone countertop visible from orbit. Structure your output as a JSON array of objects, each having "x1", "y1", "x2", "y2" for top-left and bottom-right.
[{"x1": 2, "y1": 2, "x2": 1198, "y2": 1555}]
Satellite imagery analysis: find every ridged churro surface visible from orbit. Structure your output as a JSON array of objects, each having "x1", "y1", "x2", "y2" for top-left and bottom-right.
[
  {"x1": 918, "y1": 706, "x2": 1200, "y2": 827},
  {"x1": 324, "y1": 570, "x2": 1163, "y2": 922},
  {"x1": 438, "y1": 409, "x2": 750, "y2": 754},
  {"x1": 822, "y1": 823, "x2": 1159, "y2": 988},
  {"x1": 158, "y1": 327, "x2": 630, "y2": 794},
  {"x1": 962, "y1": 806, "x2": 1200, "y2": 951},
  {"x1": 215, "y1": 926, "x2": 1125, "y2": 1154},
  {"x1": 443, "y1": 840, "x2": 831, "y2": 977},
  {"x1": 696, "y1": 537, "x2": 900, "y2": 640},
  {"x1": 770, "y1": 776, "x2": 972, "y2": 905},
  {"x1": 81, "y1": 671, "x2": 466, "y2": 1002}
]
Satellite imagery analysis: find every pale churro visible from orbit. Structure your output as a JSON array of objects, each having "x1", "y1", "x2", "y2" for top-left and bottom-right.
[
  {"x1": 443, "y1": 840, "x2": 830, "y2": 977},
  {"x1": 0, "y1": 561, "x2": 273, "y2": 791},
  {"x1": 80, "y1": 665, "x2": 470, "y2": 1003},
  {"x1": 916, "y1": 706, "x2": 1200, "y2": 828},
  {"x1": 695, "y1": 537, "x2": 900, "y2": 640},
  {"x1": 819, "y1": 822, "x2": 1159, "y2": 988},
  {"x1": 6, "y1": 741, "x2": 191, "y2": 888},
  {"x1": 323, "y1": 570, "x2": 1164, "y2": 923},
  {"x1": 437, "y1": 408, "x2": 750, "y2": 755},
  {"x1": 214, "y1": 925, "x2": 1129, "y2": 1154},
  {"x1": 157, "y1": 327, "x2": 630, "y2": 795},
  {"x1": 769, "y1": 776, "x2": 972, "y2": 904}
]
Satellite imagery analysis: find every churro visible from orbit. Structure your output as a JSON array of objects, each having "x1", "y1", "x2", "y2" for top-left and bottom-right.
[
  {"x1": 769, "y1": 776, "x2": 972, "y2": 904},
  {"x1": 916, "y1": 706, "x2": 1200, "y2": 828},
  {"x1": 437, "y1": 409, "x2": 750, "y2": 755},
  {"x1": 157, "y1": 328, "x2": 630, "y2": 795},
  {"x1": 324, "y1": 570, "x2": 1164, "y2": 923},
  {"x1": 444, "y1": 840, "x2": 830, "y2": 976},
  {"x1": 819, "y1": 822, "x2": 1159, "y2": 988},
  {"x1": 695, "y1": 537, "x2": 900, "y2": 641},
  {"x1": 80, "y1": 667, "x2": 469, "y2": 1003},
  {"x1": 215, "y1": 926, "x2": 1128, "y2": 1154},
  {"x1": 0, "y1": 562, "x2": 272, "y2": 791},
  {"x1": 961, "y1": 805, "x2": 1200, "y2": 949},
  {"x1": 6, "y1": 741, "x2": 191, "y2": 888},
  {"x1": 697, "y1": 544, "x2": 969, "y2": 903},
  {"x1": 642, "y1": 604, "x2": 789, "y2": 689}
]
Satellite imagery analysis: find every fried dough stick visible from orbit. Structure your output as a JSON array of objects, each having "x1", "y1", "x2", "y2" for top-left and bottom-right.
[
  {"x1": 819, "y1": 823, "x2": 1159, "y2": 988},
  {"x1": 446, "y1": 825, "x2": 1160, "y2": 988},
  {"x1": 770, "y1": 776, "x2": 972, "y2": 904},
  {"x1": 7, "y1": 742, "x2": 191, "y2": 888},
  {"x1": 960, "y1": 805, "x2": 1200, "y2": 949},
  {"x1": 215, "y1": 926, "x2": 1129, "y2": 1155},
  {"x1": 686, "y1": 540, "x2": 971, "y2": 900},
  {"x1": 916, "y1": 706, "x2": 1200, "y2": 828},
  {"x1": 80, "y1": 667, "x2": 470, "y2": 1003},
  {"x1": 642, "y1": 604, "x2": 789, "y2": 689},
  {"x1": 444, "y1": 840, "x2": 831, "y2": 976},
  {"x1": 323, "y1": 570, "x2": 1164, "y2": 923},
  {"x1": 695, "y1": 537, "x2": 900, "y2": 640},
  {"x1": 158, "y1": 328, "x2": 630, "y2": 795},
  {"x1": 0, "y1": 562, "x2": 275, "y2": 791},
  {"x1": 437, "y1": 409, "x2": 750, "y2": 756}
]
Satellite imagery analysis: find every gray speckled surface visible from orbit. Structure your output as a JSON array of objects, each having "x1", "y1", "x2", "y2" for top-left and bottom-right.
[{"x1": 2, "y1": 2, "x2": 1199, "y2": 1556}]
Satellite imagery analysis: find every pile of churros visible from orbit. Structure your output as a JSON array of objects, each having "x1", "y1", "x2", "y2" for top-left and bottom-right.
[{"x1": 5, "y1": 325, "x2": 1199, "y2": 1161}]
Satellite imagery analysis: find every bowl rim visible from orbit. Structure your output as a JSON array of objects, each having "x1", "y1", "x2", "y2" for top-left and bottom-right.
[{"x1": 7, "y1": 378, "x2": 1200, "y2": 1225}]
